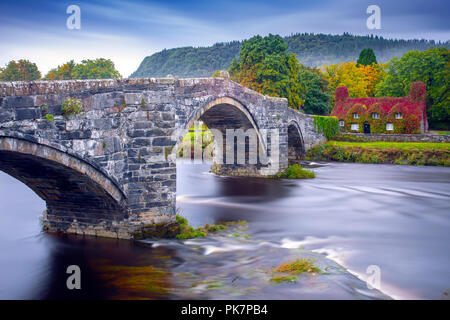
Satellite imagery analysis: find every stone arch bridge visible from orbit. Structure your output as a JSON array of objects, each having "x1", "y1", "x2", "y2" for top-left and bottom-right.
[{"x1": 0, "y1": 78, "x2": 325, "y2": 239}]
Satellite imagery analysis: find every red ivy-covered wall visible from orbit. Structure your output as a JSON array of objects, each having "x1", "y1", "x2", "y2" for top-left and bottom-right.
[{"x1": 331, "y1": 82, "x2": 427, "y2": 134}]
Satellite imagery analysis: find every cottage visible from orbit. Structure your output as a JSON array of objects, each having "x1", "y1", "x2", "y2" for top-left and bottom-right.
[{"x1": 331, "y1": 82, "x2": 427, "y2": 134}]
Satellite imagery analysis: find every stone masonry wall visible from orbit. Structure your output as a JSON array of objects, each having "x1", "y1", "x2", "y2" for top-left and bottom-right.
[{"x1": 337, "y1": 132, "x2": 450, "y2": 143}]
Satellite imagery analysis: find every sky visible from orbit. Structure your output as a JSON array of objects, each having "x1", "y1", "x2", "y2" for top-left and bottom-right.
[{"x1": 0, "y1": 0, "x2": 449, "y2": 77}]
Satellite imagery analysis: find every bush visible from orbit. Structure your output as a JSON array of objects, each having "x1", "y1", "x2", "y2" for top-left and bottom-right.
[
  {"x1": 62, "y1": 97, "x2": 84, "y2": 117},
  {"x1": 312, "y1": 115, "x2": 339, "y2": 140},
  {"x1": 44, "y1": 114, "x2": 54, "y2": 122}
]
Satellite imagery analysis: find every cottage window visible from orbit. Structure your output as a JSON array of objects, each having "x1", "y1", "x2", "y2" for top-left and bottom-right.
[
  {"x1": 372, "y1": 112, "x2": 380, "y2": 119},
  {"x1": 395, "y1": 113, "x2": 403, "y2": 119},
  {"x1": 353, "y1": 113, "x2": 359, "y2": 119},
  {"x1": 386, "y1": 123, "x2": 394, "y2": 131},
  {"x1": 351, "y1": 123, "x2": 359, "y2": 131},
  {"x1": 339, "y1": 120, "x2": 344, "y2": 127}
]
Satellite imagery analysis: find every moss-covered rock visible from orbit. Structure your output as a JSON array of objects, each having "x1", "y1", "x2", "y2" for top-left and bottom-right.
[
  {"x1": 272, "y1": 164, "x2": 315, "y2": 179},
  {"x1": 133, "y1": 215, "x2": 240, "y2": 240},
  {"x1": 133, "y1": 221, "x2": 181, "y2": 240}
]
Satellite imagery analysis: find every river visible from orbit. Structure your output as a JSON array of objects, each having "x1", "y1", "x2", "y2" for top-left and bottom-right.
[{"x1": 0, "y1": 160, "x2": 449, "y2": 300}]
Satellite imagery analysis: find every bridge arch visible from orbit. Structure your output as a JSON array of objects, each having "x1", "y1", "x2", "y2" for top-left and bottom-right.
[
  {"x1": 185, "y1": 97, "x2": 265, "y2": 147},
  {"x1": 287, "y1": 120, "x2": 305, "y2": 163},
  {"x1": 0, "y1": 137, "x2": 128, "y2": 233},
  {"x1": 175, "y1": 96, "x2": 267, "y2": 163}
]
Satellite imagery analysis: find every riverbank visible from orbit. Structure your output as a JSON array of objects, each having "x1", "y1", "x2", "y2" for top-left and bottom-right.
[{"x1": 306, "y1": 141, "x2": 450, "y2": 166}]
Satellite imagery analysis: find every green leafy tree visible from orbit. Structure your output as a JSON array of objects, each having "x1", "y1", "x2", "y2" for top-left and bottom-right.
[
  {"x1": 45, "y1": 58, "x2": 121, "y2": 80},
  {"x1": 229, "y1": 34, "x2": 332, "y2": 113},
  {"x1": 45, "y1": 60, "x2": 76, "y2": 80},
  {"x1": 72, "y1": 58, "x2": 121, "y2": 79},
  {"x1": 211, "y1": 70, "x2": 229, "y2": 78},
  {"x1": 229, "y1": 34, "x2": 304, "y2": 110},
  {"x1": 376, "y1": 47, "x2": 449, "y2": 129},
  {"x1": 228, "y1": 57, "x2": 240, "y2": 79},
  {"x1": 211, "y1": 70, "x2": 221, "y2": 78},
  {"x1": 238, "y1": 34, "x2": 288, "y2": 68},
  {"x1": 298, "y1": 66, "x2": 332, "y2": 115},
  {"x1": 0, "y1": 59, "x2": 41, "y2": 81},
  {"x1": 357, "y1": 48, "x2": 378, "y2": 66}
]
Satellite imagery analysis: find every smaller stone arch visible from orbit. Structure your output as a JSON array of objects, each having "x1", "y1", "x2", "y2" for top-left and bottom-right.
[
  {"x1": 0, "y1": 137, "x2": 126, "y2": 204},
  {"x1": 287, "y1": 120, "x2": 305, "y2": 164}
]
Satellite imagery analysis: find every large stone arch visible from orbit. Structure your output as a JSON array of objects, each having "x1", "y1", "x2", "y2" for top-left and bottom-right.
[
  {"x1": 0, "y1": 136, "x2": 128, "y2": 235},
  {"x1": 187, "y1": 97, "x2": 265, "y2": 144},
  {"x1": 287, "y1": 120, "x2": 305, "y2": 163},
  {"x1": 174, "y1": 96, "x2": 268, "y2": 169},
  {"x1": 181, "y1": 96, "x2": 266, "y2": 151}
]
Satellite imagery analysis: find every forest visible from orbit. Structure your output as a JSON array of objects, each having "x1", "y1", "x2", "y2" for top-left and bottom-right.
[
  {"x1": 130, "y1": 33, "x2": 445, "y2": 78},
  {"x1": 226, "y1": 35, "x2": 449, "y2": 129}
]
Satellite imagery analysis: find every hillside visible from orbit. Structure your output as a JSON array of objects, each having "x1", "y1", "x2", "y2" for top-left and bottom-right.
[{"x1": 130, "y1": 33, "x2": 446, "y2": 78}]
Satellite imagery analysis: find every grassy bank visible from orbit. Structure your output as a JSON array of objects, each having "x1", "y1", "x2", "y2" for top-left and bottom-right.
[{"x1": 306, "y1": 141, "x2": 450, "y2": 166}]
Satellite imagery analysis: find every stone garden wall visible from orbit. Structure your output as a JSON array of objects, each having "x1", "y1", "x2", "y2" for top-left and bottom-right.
[{"x1": 336, "y1": 132, "x2": 450, "y2": 143}]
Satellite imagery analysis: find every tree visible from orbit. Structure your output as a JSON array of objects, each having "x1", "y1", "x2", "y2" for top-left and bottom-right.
[
  {"x1": 376, "y1": 47, "x2": 449, "y2": 129},
  {"x1": 45, "y1": 60, "x2": 76, "y2": 80},
  {"x1": 229, "y1": 34, "x2": 306, "y2": 110},
  {"x1": 228, "y1": 58, "x2": 240, "y2": 79},
  {"x1": 357, "y1": 48, "x2": 378, "y2": 66},
  {"x1": 72, "y1": 58, "x2": 121, "y2": 79},
  {"x1": 0, "y1": 59, "x2": 41, "y2": 81},
  {"x1": 297, "y1": 65, "x2": 332, "y2": 115},
  {"x1": 238, "y1": 34, "x2": 288, "y2": 68},
  {"x1": 211, "y1": 70, "x2": 229, "y2": 78},
  {"x1": 359, "y1": 63, "x2": 385, "y2": 96},
  {"x1": 324, "y1": 61, "x2": 369, "y2": 102},
  {"x1": 44, "y1": 58, "x2": 121, "y2": 80},
  {"x1": 229, "y1": 34, "x2": 334, "y2": 113}
]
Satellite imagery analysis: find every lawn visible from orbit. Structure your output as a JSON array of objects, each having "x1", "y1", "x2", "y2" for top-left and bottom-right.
[
  {"x1": 306, "y1": 141, "x2": 450, "y2": 166},
  {"x1": 329, "y1": 141, "x2": 450, "y2": 151}
]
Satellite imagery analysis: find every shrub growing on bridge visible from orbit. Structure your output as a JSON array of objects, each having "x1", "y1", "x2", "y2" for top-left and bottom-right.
[{"x1": 62, "y1": 97, "x2": 84, "y2": 117}]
